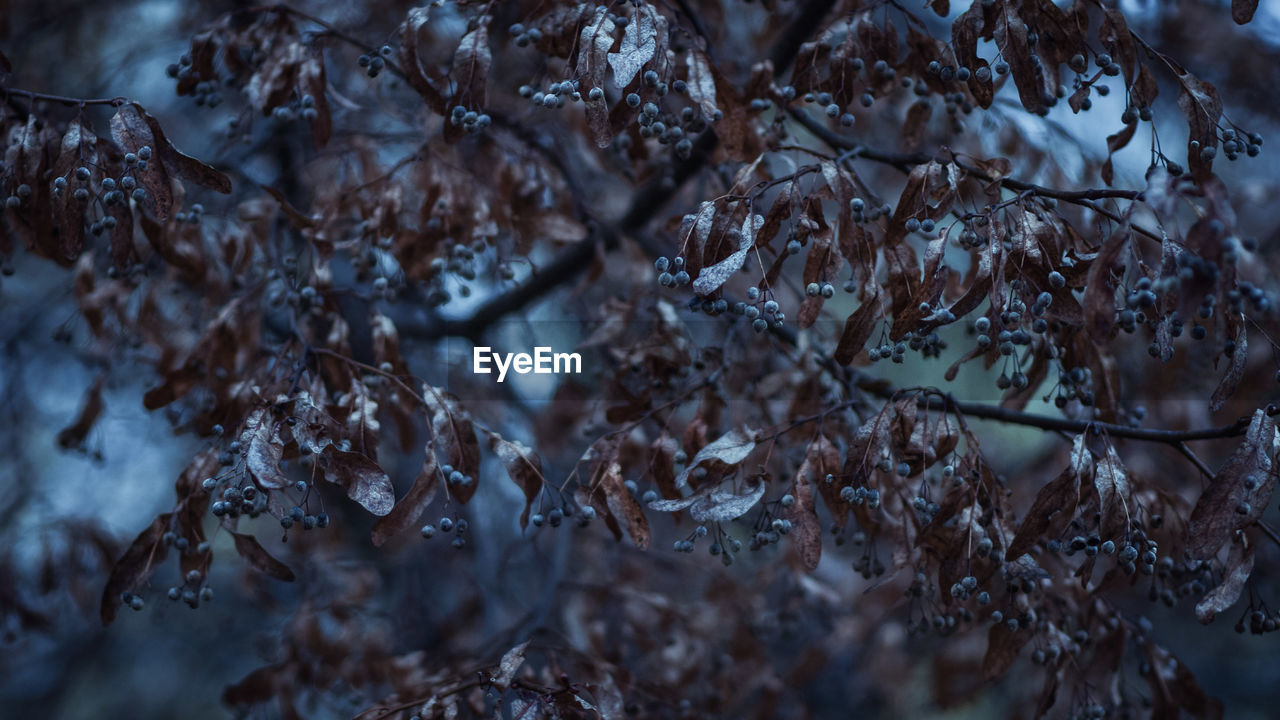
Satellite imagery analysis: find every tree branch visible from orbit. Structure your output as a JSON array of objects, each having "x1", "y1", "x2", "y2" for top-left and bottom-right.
[{"x1": 419, "y1": 0, "x2": 839, "y2": 342}]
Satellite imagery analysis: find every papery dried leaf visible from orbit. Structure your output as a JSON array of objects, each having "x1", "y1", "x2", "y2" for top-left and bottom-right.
[
  {"x1": 1209, "y1": 318, "x2": 1246, "y2": 412},
  {"x1": 608, "y1": 2, "x2": 658, "y2": 89},
  {"x1": 902, "y1": 100, "x2": 932, "y2": 151},
  {"x1": 1006, "y1": 435, "x2": 1089, "y2": 560},
  {"x1": 1093, "y1": 445, "x2": 1131, "y2": 541},
  {"x1": 1083, "y1": 222, "x2": 1130, "y2": 341},
  {"x1": 834, "y1": 294, "x2": 882, "y2": 365},
  {"x1": 230, "y1": 532, "x2": 295, "y2": 581},
  {"x1": 323, "y1": 447, "x2": 395, "y2": 516},
  {"x1": 101, "y1": 513, "x2": 170, "y2": 624},
  {"x1": 1187, "y1": 410, "x2": 1278, "y2": 560},
  {"x1": 650, "y1": 434, "x2": 680, "y2": 500},
  {"x1": 1195, "y1": 542, "x2": 1254, "y2": 624},
  {"x1": 424, "y1": 387, "x2": 481, "y2": 503},
  {"x1": 601, "y1": 461, "x2": 650, "y2": 547},
  {"x1": 491, "y1": 641, "x2": 529, "y2": 692},
  {"x1": 244, "y1": 408, "x2": 290, "y2": 489},
  {"x1": 446, "y1": 16, "x2": 492, "y2": 144},
  {"x1": 693, "y1": 213, "x2": 760, "y2": 296},
  {"x1": 674, "y1": 427, "x2": 756, "y2": 488},
  {"x1": 685, "y1": 48, "x2": 717, "y2": 120},
  {"x1": 1099, "y1": 9, "x2": 1137, "y2": 85},
  {"x1": 490, "y1": 435, "x2": 544, "y2": 529},
  {"x1": 578, "y1": 6, "x2": 617, "y2": 147},
  {"x1": 787, "y1": 470, "x2": 821, "y2": 571},
  {"x1": 109, "y1": 104, "x2": 174, "y2": 220},
  {"x1": 398, "y1": 6, "x2": 447, "y2": 113},
  {"x1": 649, "y1": 477, "x2": 765, "y2": 523},
  {"x1": 1178, "y1": 71, "x2": 1223, "y2": 180},
  {"x1": 137, "y1": 105, "x2": 231, "y2": 193},
  {"x1": 371, "y1": 447, "x2": 439, "y2": 547},
  {"x1": 995, "y1": 4, "x2": 1046, "y2": 115},
  {"x1": 1102, "y1": 120, "x2": 1138, "y2": 186}
]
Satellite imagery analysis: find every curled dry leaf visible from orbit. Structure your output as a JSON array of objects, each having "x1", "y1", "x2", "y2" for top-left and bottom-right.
[
  {"x1": 1187, "y1": 409, "x2": 1278, "y2": 561},
  {"x1": 1006, "y1": 434, "x2": 1090, "y2": 561},
  {"x1": 1195, "y1": 541, "x2": 1254, "y2": 624},
  {"x1": 786, "y1": 468, "x2": 821, "y2": 571},
  {"x1": 322, "y1": 447, "x2": 395, "y2": 516},
  {"x1": 101, "y1": 513, "x2": 171, "y2": 625},
  {"x1": 423, "y1": 387, "x2": 481, "y2": 504},
  {"x1": 692, "y1": 213, "x2": 761, "y2": 296},
  {"x1": 490, "y1": 434, "x2": 544, "y2": 529},
  {"x1": 244, "y1": 408, "x2": 290, "y2": 489},
  {"x1": 607, "y1": 2, "x2": 658, "y2": 89},
  {"x1": 230, "y1": 532, "x2": 296, "y2": 581},
  {"x1": 601, "y1": 461, "x2": 650, "y2": 548},
  {"x1": 673, "y1": 427, "x2": 756, "y2": 488},
  {"x1": 371, "y1": 446, "x2": 440, "y2": 547},
  {"x1": 491, "y1": 641, "x2": 529, "y2": 692},
  {"x1": 109, "y1": 103, "x2": 174, "y2": 220},
  {"x1": 648, "y1": 477, "x2": 765, "y2": 523}
]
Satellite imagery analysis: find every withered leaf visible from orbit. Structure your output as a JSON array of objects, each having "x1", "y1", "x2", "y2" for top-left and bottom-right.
[
  {"x1": 649, "y1": 477, "x2": 765, "y2": 523},
  {"x1": 1178, "y1": 71, "x2": 1223, "y2": 180},
  {"x1": 101, "y1": 513, "x2": 171, "y2": 625},
  {"x1": 230, "y1": 532, "x2": 296, "y2": 581},
  {"x1": 1006, "y1": 434, "x2": 1089, "y2": 560},
  {"x1": 1209, "y1": 317, "x2": 1246, "y2": 412},
  {"x1": 608, "y1": 3, "x2": 658, "y2": 89},
  {"x1": 371, "y1": 446, "x2": 439, "y2": 547},
  {"x1": 135, "y1": 109, "x2": 231, "y2": 194},
  {"x1": 490, "y1": 434, "x2": 544, "y2": 529},
  {"x1": 787, "y1": 472, "x2": 821, "y2": 571},
  {"x1": 1187, "y1": 410, "x2": 1278, "y2": 560},
  {"x1": 109, "y1": 104, "x2": 174, "y2": 220},
  {"x1": 323, "y1": 447, "x2": 395, "y2": 516},
  {"x1": 1093, "y1": 445, "x2": 1131, "y2": 541},
  {"x1": 244, "y1": 408, "x2": 290, "y2": 489},
  {"x1": 601, "y1": 461, "x2": 650, "y2": 548},
  {"x1": 1195, "y1": 542, "x2": 1254, "y2": 624},
  {"x1": 397, "y1": 6, "x2": 446, "y2": 113},
  {"x1": 424, "y1": 387, "x2": 481, "y2": 503},
  {"x1": 833, "y1": 294, "x2": 882, "y2": 365},
  {"x1": 446, "y1": 16, "x2": 492, "y2": 144},
  {"x1": 685, "y1": 48, "x2": 718, "y2": 120},
  {"x1": 491, "y1": 641, "x2": 529, "y2": 692},
  {"x1": 578, "y1": 7, "x2": 617, "y2": 147},
  {"x1": 674, "y1": 427, "x2": 756, "y2": 488},
  {"x1": 692, "y1": 213, "x2": 761, "y2": 296}
]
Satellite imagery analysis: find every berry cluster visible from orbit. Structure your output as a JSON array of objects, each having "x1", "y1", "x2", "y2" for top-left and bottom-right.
[
  {"x1": 421, "y1": 515, "x2": 470, "y2": 549},
  {"x1": 356, "y1": 45, "x2": 393, "y2": 78}
]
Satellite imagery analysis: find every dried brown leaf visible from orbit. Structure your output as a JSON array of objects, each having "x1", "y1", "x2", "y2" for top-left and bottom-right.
[
  {"x1": 230, "y1": 531, "x2": 295, "y2": 581},
  {"x1": 371, "y1": 446, "x2": 439, "y2": 547},
  {"x1": 1195, "y1": 542, "x2": 1254, "y2": 624},
  {"x1": 1187, "y1": 410, "x2": 1278, "y2": 560},
  {"x1": 323, "y1": 447, "x2": 395, "y2": 516},
  {"x1": 101, "y1": 513, "x2": 171, "y2": 624},
  {"x1": 674, "y1": 427, "x2": 756, "y2": 488},
  {"x1": 490, "y1": 435, "x2": 544, "y2": 529}
]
